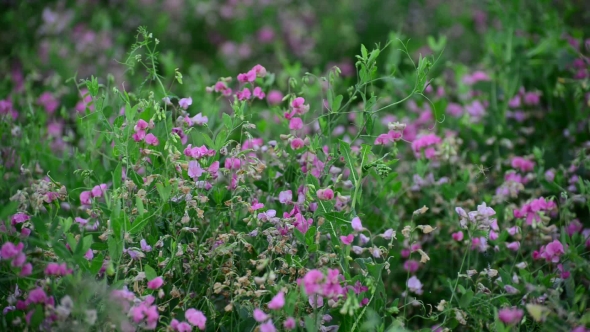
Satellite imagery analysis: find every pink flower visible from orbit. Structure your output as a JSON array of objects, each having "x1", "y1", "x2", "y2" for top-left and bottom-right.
[
  {"x1": 237, "y1": 70, "x2": 257, "y2": 83},
  {"x1": 257, "y1": 27, "x2": 275, "y2": 43},
  {"x1": 11, "y1": 212, "x2": 30, "y2": 225},
  {"x1": 179, "y1": 97, "x2": 193, "y2": 109},
  {"x1": 267, "y1": 90, "x2": 284, "y2": 105},
  {"x1": 498, "y1": 307, "x2": 523, "y2": 325},
  {"x1": 132, "y1": 129, "x2": 146, "y2": 142},
  {"x1": 44, "y1": 262, "x2": 72, "y2": 276},
  {"x1": 452, "y1": 231, "x2": 464, "y2": 241},
  {"x1": 268, "y1": 292, "x2": 285, "y2": 310},
  {"x1": 145, "y1": 133, "x2": 159, "y2": 146},
  {"x1": 27, "y1": 287, "x2": 48, "y2": 304},
  {"x1": 20, "y1": 263, "x2": 32, "y2": 276},
  {"x1": 91, "y1": 184, "x2": 108, "y2": 198},
  {"x1": 302, "y1": 269, "x2": 324, "y2": 295},
  {"x1": 284, "y1": 317, "x2": 296, "y2": 330},
  {"x1": 289, "y1": 117, "x2": 304, "y2": 130},
  {"x1": 253, "y1": 87, "x2": 266, "y2": 100},
  {"x1": 340, "y1": 234, "x2": 354, "y2": 245},
  {"x1": 188, "y1": 161, "x2": 204, "y2": 180},
  {"x1": 253, "y1": 308, "x2": 269, "y2": 322},
  {"x1": 447, "y1": 103, "x2": 463, "y2": 117},
  {"x1": 135, "y1": 119, "x2": 149, "y2": 131},
  {"x1": 171, "y1": 319, "x2": 192, "y2": 332},
  {"x1": 291, "y1": 138, "x2": 305, "y2": 150},
  {"x1": 147, "y1": 276, "x2": 164, "y2": 290},
  {"x1": 260, "y1": 320, "x2": 276, "y2": 332},
  {"x1": 1, "y1": 242, "x2": 24, "y2": 260},
  {"x1": 75, "y1": 217, "x2": 88, "y2": 225},
  {"x1": 411, "y1": 134, "x2": 442, "y2": 157},
  {"x1": 403, "y1": 260, "x2": 420, "y2": 274},
  {"x1": 224, "y1": 157, "x2": 241, "y2": 170},
  {"x1": 317, "y1": 188, "x2": 334, "y2": 200},
  {"x1": 80, "y1": 191, "x2": 93, "y2": 205},
  {"x1": 506, "y1": 242, "x2": 520, "y2": 251},
  {"x1": 237, "y1": 88, "x2": 252, "y2": 101},
  {"x1": 188, "y1": 113, "x2": 208, "y2": 126},
  {"x1": 351, "y1": 217, "x2": 363, "y2": 232},
  {"x1": 279, "y1": 190, "x2": 293, "y2": 204},
  {"x1": 252, "y1": 64, "x2": 267, "y2": 77},
  {"x1": 185, "y1": 308, "x2": 206, "y2": 330},
  {"x1": 540, "y1": 240, "x2": 565, "y2": 263},
  {"x1": 511, "y1": 157, "x2": 535, "y2": 172},
  {"x1": 84, "y1": 249, "x2": 94, "y2": 260},
  {"x1": 38, "y1": 92, "x2": 59, "y2": 114}
]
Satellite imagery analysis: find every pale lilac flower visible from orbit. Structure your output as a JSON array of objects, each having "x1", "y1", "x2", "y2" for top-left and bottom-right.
[
  {"x1": 140, "y1": 239, "x2": 152, "y2": 252},
  {"x1": 179, "y1": 97, "x2": 193, "y2": 109},
  {"x1": 188, "y1": 113, "x2": 208, "y2": 125},
  {"x1": 351, "y1": 217, "x2": 363, "y2": 232},
  {"x1": 381, "y1": 229, "x2": 395, "y2": 240},
  {"x1": 260, "y1": 320, "x2": 276, "y2": 332},
  {"x1": 407, "y1": 276, "x2": 423, "y2": 295},
  {"x1": 506, "y1": 242, "x2": 520, "y2": 251},
  {"x1": 279, "y1": 190, "x2": 292, "y2": 204}
]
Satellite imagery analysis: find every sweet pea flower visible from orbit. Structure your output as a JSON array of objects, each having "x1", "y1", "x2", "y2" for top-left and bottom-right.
[
  {"x1": 185, "y1": 308, "x2": 206, "y2": 330},
  {"x1": 267, "y1": 90, "x2": 284, "y2": 105},
  {"x1": 179, "y1": 97, "x2": 193, "y2": 109},
  {"x1": 289, "y1": 117, "x2": 304, "y2": 130},
  {"x1": 91, "y1": 184, "x2": 108, "y2": 198},
  {"x1": 253, "y1": 308, "x2": 269, "y2": 322},
  {"x1": 1, "y1": 242, "x2": 24, "y2": 260},
  {"x1": 351, "y1": 217, "x2": 363, "y2": 232},
  {"x1": 260, "y1": 320, "x2": 276, "y2": 332},
  {"x1": 253, "y1": 87, "x2": 266, "y2": 100},
  {"x1": 188, "y1": 113, "x2": 208, "y2": 126},
  {"x1": 316, "y1": 188, "x2": 334, "y2": 200},
  {"x1": 498, "y1": 307, "x2": 523, "y2": 325},
  {"x1": 145, "y1": 133, "x2": 159, "y2": 146},
  {"x1": 452, "y1": 231, "x2": 464, "y2": 241},
  {"x1": 188, "y1": 160, "x2": 204, "y2": 180},
  {"x1": 279, "y1": 190, "x2": 292, "y2": 204},
  {"x1": 407, "y1": 276, "x2": 423, "y2": 295},
  {"x1": 147, "y1": 276, "x2": 164, "y2": 290},
  {"x1": 291, "y1": 137, "x2": 305, "y2": 150},
  {"x1": 268, "y1": 292, "x2": 285, "y2": 310},
  {"x1": 506, "y1": 242, "x2": 521, "y2": 251},
  {"x1": 540, "y1": 240, "x2": 565, "y2": 263},
  {"x1": 11, "y1": 213, "x2": 29, "y2": 225},
  {"x1": 340, "y1": 234, "x2": 354, "y2": 245},
  {"x1": 80, "y1": 191, "x2": 93, "y2": 205},
  {"x1": 284, "y1": 317, "x2": 296, "y2": 330}
]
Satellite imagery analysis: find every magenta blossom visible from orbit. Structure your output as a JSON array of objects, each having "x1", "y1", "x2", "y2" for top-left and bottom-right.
[
  {"x1": 317, "y1": 188, "x2": 334, "y2": 200},
  {"x1": 268, "y1": 291, "x2": 285, "y2": 310},
  {"x1": 340, "y1": 234, "x2": 354, "y2": 245},
  {"x1": 185, "y1": 308, "x2": 206, "y2": 330},
  {"x1": 253, "y1": 308, "x2": 269, "y2": 322},
  {"x1": 498, "y1": 307, "x2": 523, "y2": 325},
  {"x1": 540, "y1": 240, "x2": 566, "y2": 263},
  {"x1": 147, "y1": 276, "x2": 164, "y2": 290}
]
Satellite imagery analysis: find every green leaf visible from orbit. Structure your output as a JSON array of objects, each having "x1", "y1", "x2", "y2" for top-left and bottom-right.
[
  {"x1": 0, "y1": 201, "x2": 18, "y2": 221},
  {"x1": 108, "y1": 237, "x2": 122, "y2": 264},
  {"x1": 201, "y1": 132, "x2": 215, "y2": 148},
  {"x1": 136, "y1": 196, "x2": 145, "y2": 216},
  {"x1": 305, "y1": 315, "x2": 317, "y2": 332},
  {"x1": 128, "y1": 214, "x2": 150, "y2": 234},
  {"x1": 361, "y1": 44, "x2": 368, "y2": 59},
  {"x1": 459, "y1": 289, "x2": 474, "y2": 309},
  {"x1": 332, "y1": 95, "x2": 343, "y2": 112},
  {"x1": 293, "y1": 228, "x2": 306, "y2": 245},
  {"x1": 339, "y1": 140, "x2": 358, "y2": 185},
  {"x1": 144, "y1": 264, "x2": 157, "y2": 281},
  {"x1": 222, "y1": 113, "x2": 232, "y2": 130},
  {"x1": 113, "y1": 162, "x2": 122, "y2": 190},
  {"x1": 156, "y1": 182, "x2": 171, "y2": 201}
]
